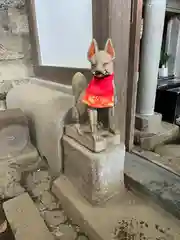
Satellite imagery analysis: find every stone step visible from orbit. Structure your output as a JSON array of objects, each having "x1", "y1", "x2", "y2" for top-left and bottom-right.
[
  {"x1": 52, "y1": 175, "x2": 180, "y2": 240},
  {"x1": 3, "y1": 193, "x2": 54, "y2": 240},
  {"x1": 125, "y1": 152, "x2": 180, "y2": 220}
]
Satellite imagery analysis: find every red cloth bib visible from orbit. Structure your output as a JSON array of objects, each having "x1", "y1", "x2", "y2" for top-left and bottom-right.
[{"x1": 82, "y1": 73, "x2": 114, "y2": 108}]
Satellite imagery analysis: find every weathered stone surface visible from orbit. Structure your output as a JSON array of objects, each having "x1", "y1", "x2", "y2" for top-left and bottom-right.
[
  {"x1": 154, "y1": 144, "x2": 180, "y2": 158},
  {"x1": 77, "y1": 235, "x2": 89, "y2": 240},
  {"x1": 65, "y1": 124, "x2": 120, "y2": 153},
  {"x1": 39, "y1": 191, "x2": 59, "y2": 210},
  {"x1": 52, "y1": 175, "x2": 180, "y2": 240},
  {"x1": 51, "y1": 227, "x2": 64, "y2": 239},
  {"x1": 58, "y1": 224, "x2": 77, "y2": 240},
  {"x1": 25, "y1": 170, "x2": 51, "y2": 193},
  {"x1": 8, "y1": 7, "x2": 29, "y2": 35},
  {"x1": 0, "y1": 164, "x2": 24, "y2": 199},
  {"x1": 63, "y1": 136, "x2": 125, "y2": 205},
  {"x1": 31, "y1": 183, "x2": 50, "y2": 198},
  {"x1": 8, "y1": 143, "x2": 40, "y2": 173},
  {"x1": 44, "y1": 210, "x2": 67, "y2": 227},
  {"x1": 135, "y1": 112, "x2": 162, "y2": 132},
  {"x1": 3, "y1": 193, "x2": 54, "y2": 240},
  {"x1": 134, "y1": 121, "x2": 179, "y2": 150},
  {"x1": 7, "y1": 84, "x2": 73, "y2": 174},
  {"x1": 0, "y1": 0, "x2": 25, "y2": 8}
]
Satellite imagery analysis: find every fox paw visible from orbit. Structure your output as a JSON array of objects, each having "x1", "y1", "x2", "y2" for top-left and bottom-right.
[
  {"x1": 75, "y1": 124, "x2": 83, "y2": 135},
  {"x1": 92, "y1": 134, "x2": 103, "y2": 142}
]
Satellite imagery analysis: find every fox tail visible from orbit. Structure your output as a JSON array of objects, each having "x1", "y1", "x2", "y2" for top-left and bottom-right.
[{"x1": 72, "y1": 72, "x2": 87, "y2": 103}]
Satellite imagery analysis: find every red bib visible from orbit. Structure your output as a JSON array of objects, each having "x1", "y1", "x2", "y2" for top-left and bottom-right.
[{"x1": 82, "y1": 73, "x2": 114, "y2": 108}]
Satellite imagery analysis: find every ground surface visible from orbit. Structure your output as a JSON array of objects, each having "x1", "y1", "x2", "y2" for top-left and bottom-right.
[{"x1": 20, "y1": 163, "x2": 89, "y2": 240}]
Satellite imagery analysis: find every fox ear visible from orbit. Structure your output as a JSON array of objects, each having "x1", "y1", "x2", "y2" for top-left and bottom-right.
[
  {"x1": 104, "y1": 39, "x2": 115, "y2": 59},
  {"x1": 87, "y1": 39, "x2": 98, "y2": 61}
]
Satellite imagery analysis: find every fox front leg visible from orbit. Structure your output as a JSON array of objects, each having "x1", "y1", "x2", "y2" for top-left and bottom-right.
[
  {"x1": 108, "y1": 106, "x2": 119, "y2": 134},
  {"x1": 88, "y1": 108, "x2": 101, "y2": 141},
  {"x1": 72, "y1": 106, "x2": 83, "y2": 135}
]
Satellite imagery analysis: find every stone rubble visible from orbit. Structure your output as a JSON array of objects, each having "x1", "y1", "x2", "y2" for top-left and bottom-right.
[{"x1": 23, "y1": 169, "x2": 89, "y2": 240}]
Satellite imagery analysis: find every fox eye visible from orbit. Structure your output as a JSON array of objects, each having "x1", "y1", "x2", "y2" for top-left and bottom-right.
[
  {"x1": 91, "y1": 63, "x2": 96, "y2": 68},
  {"x1": 103, "y1": 62, "x2": 108, "y2": 67}
]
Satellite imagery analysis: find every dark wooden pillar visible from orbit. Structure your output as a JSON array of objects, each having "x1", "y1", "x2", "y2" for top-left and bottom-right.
[
  {"x1": 126, "y1": 0, "x2": 143, "y2": 150},
  {"x1": 92, "y1": 0, "x2": 109, "y2": 49},
  {"x1": 108, "y1": 0, "x2": 132, "y2": 142},
  {"x1": 93, "y1": 0, "x2": 133, "y2": 143}
]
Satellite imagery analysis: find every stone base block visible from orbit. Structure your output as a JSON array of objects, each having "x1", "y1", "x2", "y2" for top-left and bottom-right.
[
  {"x1": 63, "y1": 136, "x2": 125, "y2": 205},
  {"x1": 134, "y1": 121, "x2": 179, "y2": 150},
  {"x1": 65, "y1": 124, "x2": 120, "y2": 153},
  {"x1": 135, "y1": 112, "x2": 162, "y2": 132},
  {"x1": 52, "y1": 175, "x2": 180, "y2": 240},
  {"x1": 3, "y1": 193, "x2": 54, "y2": 240}
]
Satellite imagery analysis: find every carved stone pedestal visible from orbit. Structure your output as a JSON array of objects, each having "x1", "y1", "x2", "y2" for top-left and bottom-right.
[
  {"x1": 63, "y1": 135, "x2": 125, "y2": 205},
  {"x1": 65, "y1": 124, "x2": 120, "y2": 153}
]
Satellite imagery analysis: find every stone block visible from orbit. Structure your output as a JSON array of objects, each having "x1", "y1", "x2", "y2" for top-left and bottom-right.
[
  {"x1": 135, "y1": 112, "x2": 162, "y2": 132},
  {"x1": 3, "y1": 193, "x2": 54, "y2": 240},
  {"x1": 7, "y1": 84, "x2": 73, "y2": 175},
  {"x1": 134, "y1": 121, "x2": 179, "y2": 150},
  {"x1": 63, "y1": 136, "x2": 125, "y2": 205},
  {"x1": 65, "y1": 124, "x2": 120, "y2": 152},
  {"x1": 52, "y1": 175, "x2": 180, "y2": 240}
]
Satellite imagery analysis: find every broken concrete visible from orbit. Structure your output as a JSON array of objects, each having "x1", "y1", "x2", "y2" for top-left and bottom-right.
[
  {"x1": 6, "y1": 83, "x2": 73, "y2": 175},
  {"x1": 134, "y1": 121, "x2": 179, "y2": 150},
  {"x1": 63, "y1": 136, "x2": 125, "y2": 205},
  {"x1": 52, "y1": 175, "x2": 180, "y2": 240},
  {"x1": 3, "y1": 193, "x2": 54, "y2": 240}
]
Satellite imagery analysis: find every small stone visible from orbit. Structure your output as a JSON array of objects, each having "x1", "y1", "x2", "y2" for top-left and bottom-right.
[
  {"x1": 44, "y1": 210, "x2": 67, "y2": 227},
  {"x1": 58, "y1": 224, "x2": 77, "y2": 240},
  {"x1": 39, "y1": 191, "x2": 59, "y2": 210}
]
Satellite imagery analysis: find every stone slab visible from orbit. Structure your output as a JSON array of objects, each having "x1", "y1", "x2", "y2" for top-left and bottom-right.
[
  {"x1": 134, "y1": 121, "x2": 179, "y2": 150},
  {"x1": 52, "y1": 175, "x2": 180, "y2": 240},
  {"x1": 65, "y1": 124, "x2": 120, "y2": 153},
  {"x1": 125, "y1": 151, "x2": 180, "y2": 220},
  {"x1": 135, "y1": 112, "x2": 162, "y2": 132},
  {"x1": 3, "y1": 193, "x2": 54, "y2": 240},
  {"x1": 7, "y1": 83, "x2": 73, "y2": 175},
  {"x1": 63, "y1": 136, "x2": 125, "y2": 205}
]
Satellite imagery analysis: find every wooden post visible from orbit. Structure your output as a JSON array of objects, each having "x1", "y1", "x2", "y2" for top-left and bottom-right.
[
  {"x1": 108, "y1": 0, "x2": 132, "y2": 142},
  {"x1": 125, "y1": 0, "x2": 143, "y2": 150}
]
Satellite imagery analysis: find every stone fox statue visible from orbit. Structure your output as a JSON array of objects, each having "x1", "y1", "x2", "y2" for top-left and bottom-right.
[{"x1": 72, "y1": 38, "x2": 116, "y2": 140}]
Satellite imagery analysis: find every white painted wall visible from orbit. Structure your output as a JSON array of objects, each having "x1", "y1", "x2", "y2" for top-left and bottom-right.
[{"x1": 34, "y1": 0, "x2": 92, "y2": 68}]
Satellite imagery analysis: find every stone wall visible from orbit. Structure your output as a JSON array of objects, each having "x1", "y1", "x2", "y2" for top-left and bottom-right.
[{"x1": 0, "y1": 0, "x2": 34, "y2": 81}]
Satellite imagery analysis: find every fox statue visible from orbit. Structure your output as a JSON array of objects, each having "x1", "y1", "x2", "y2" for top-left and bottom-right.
[{"x1": 72, "y1": 38, "x2": 117, "y2": 141}]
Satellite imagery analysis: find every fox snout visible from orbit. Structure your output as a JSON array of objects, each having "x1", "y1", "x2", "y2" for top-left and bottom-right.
[{"x1": 93, "y1": 69, "x2": 109, "y2": 78}]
